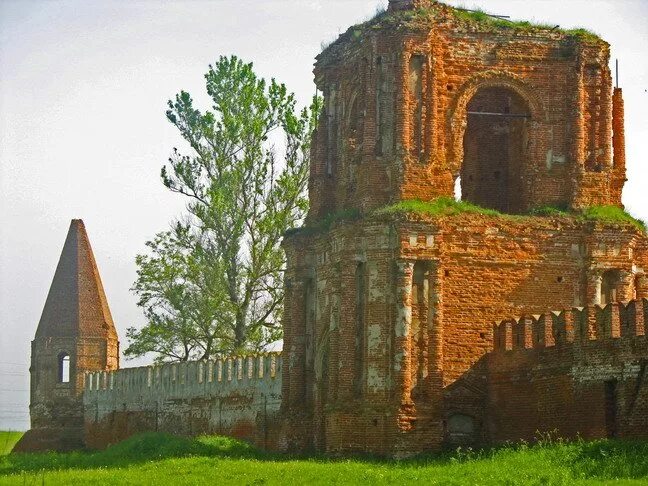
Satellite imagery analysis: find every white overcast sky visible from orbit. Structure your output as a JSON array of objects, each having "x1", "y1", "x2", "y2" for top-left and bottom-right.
[{"x1": 1, "y1": 0, "x2": 647, "y2": 431}]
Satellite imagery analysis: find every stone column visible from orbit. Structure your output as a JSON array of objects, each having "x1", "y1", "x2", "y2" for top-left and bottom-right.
[
  {"x1": 588, "y1": 270, "x2": 603, "y2": 306},
  {"x1": 394, "y1": 260, "x2": 414, "y2": 405}
]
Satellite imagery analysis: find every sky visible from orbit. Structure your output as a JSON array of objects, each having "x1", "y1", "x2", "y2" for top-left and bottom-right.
[{"x1": 1, "y1": 0, "x2": 647, "y2": 431}]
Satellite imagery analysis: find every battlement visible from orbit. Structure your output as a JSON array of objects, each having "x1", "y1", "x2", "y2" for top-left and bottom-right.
[
  {"x1": 493, "y1": 299, "x2": 648, "y2": 352},
  {"x1": 84, "y1": 352, "x2": 282, "y2": 396}
]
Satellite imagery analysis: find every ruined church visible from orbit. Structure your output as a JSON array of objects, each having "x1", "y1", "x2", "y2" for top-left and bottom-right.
[{"x1": 15, "y1": 0, "x2": 648, "y2": 457}]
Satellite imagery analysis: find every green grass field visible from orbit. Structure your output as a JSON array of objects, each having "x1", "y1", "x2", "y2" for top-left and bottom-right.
[
  {"x1": 2, "y1": 432, "x2": 648, "y2": 485},
  {"x1": 0, "y1": 434, "x2": 22, "y2": 458}
]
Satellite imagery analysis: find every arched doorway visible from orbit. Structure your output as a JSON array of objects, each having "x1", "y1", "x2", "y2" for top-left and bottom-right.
[{"x1": 460, "y1": 86, "x2": 531, "y2": 213}]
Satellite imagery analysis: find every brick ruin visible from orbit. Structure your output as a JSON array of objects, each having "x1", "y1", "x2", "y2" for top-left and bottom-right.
[
  {"x1": 14, "y1": 0, "x2": 648, "y2": 457},
  {"x1": 281, "y1": 0, "x2": 648, "y2": 455}
]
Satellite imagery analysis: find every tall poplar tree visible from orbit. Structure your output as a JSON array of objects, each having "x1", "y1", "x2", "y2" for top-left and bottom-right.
[{"x1": 126, "y1": 56, "x2": 319, "y2": 361}]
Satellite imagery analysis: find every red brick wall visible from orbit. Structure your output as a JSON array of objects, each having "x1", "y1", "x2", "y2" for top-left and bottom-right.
[
  {"x1": 283, "y1": 212, "x2": 648, "y2": 455},
  {"x1": 488, "y1": 300, "x2": 648, "y2": 442}
]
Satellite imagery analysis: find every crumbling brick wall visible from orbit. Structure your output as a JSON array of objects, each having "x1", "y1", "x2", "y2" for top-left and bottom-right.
[{"x1": 308, "y1": 2, "x2": 625, "y2": 221}]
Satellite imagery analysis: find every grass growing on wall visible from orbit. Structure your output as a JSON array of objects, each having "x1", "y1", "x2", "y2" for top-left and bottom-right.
[
  {"x1": 3, "y1": 432, "x2": 648, "y2": 484},
  {"x1": 373, "y1": 197, "x2": 503, "y2": 218},
  {"x1": 447, "y1": 5, "x2": 601, "y2": 40},
  {"x1": 581, "y1": 205, "x2": 647, "y2": 233},
  {"x1": 374, "y1": 199, "x2": 646, "y2": 233}
]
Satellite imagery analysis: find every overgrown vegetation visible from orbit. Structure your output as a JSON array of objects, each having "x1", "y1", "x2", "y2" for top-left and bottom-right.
[
  {"x1": 291, "y1": 199, "x2": 646, "y2": 235},
  {"x1": 370, "y1": 198, "x2": 646, "y2": 233},
  {"x1": 373, "y1": 197, "x2": 503, "y2": 218},
  {"x1": 321, "y1": 1, "x2": 601, "y2": 54},
  {"x1": 4, "y1": 432, "x2": 648, "y2": 484},
  {"x1": 450, "y1": 6, "x2": 600, "y2": 40},
  {"x1": 581, "y1": 205, "x2": 647, "y2": 233}
]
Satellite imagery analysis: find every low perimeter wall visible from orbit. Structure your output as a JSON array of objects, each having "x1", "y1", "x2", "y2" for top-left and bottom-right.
[
  {"x1": 83, "y1": 353, "x2": 283, "y2": 450},
  {"x1": 488, "y1": 299, "x2": 648, "y2": 442}
]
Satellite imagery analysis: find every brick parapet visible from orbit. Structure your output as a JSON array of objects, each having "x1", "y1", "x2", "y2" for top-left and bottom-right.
[
  {"x1": 84, "y1": 352, "x2": 282, "y2": 397},
  {"x1": 493, "y1": 300, "x2": 648, "y2": 353}
]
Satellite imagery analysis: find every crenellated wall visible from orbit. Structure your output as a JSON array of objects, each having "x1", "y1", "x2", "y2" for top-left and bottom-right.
[
  {"x1": 488, "y1": 300, "x2": 648, "y2": 443},
  {"x1": 82, "y1": 354, "x2": 283, "y2": 450}
]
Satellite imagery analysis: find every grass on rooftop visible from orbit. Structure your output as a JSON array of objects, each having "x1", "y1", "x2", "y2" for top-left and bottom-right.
[
  {"x1": 443, "y1": 5, "x2": 600, "y2": 40},
  {"x1": 373, "y1": 198, "x2": 646, "y2": 233},
  {"x1": 373, "y1": 196, "x2": 504, "y2": 218}
]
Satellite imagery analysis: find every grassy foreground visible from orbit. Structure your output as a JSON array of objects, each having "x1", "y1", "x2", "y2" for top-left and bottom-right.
[
  {"x1": 3, "y1": 432, "x2": 648, "y2": 485},
  {"x1": 0, "y1": 434, "x2": 22, "y2": 457}
]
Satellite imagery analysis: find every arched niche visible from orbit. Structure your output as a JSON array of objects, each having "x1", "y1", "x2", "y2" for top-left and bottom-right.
[{"x1": 447, "y1": 72, "x2": 546, "y2": 213}]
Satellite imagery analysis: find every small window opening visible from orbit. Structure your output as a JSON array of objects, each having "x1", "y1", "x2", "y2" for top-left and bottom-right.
[
  {"x1": 557, "y1": 276, "x2": 564, "y2": 283},
  {"x1": 454, "y1": 176, "x2": 462, "y2": 201},
  {"x1": 58, "y1": 353, "x2": 70, "y2": 383}
]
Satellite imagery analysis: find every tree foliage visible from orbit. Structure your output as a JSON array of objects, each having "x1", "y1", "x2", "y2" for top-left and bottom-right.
[{"x1": 125, "y1": 56, "x2": 320, "y2": 362}]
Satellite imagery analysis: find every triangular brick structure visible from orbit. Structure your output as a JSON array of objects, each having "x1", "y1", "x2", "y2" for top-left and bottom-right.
[
  {"x1": 13, "y1": 220, "x2": 119, "y2": 453},
  {"x1": 36, "y1": 219, "x2": 117, "y2": 339}
]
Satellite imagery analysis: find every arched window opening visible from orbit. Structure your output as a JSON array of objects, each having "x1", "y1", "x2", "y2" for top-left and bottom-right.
[
  {"x1": 354, "y1": 262, "x2": 366, "y2": 398},
  {"x1": 58, "y1": 353, "x2": 70, "y2": 383},
  {"x1": 461, "y1": 86, "x2": 530, "y2": 214},
  {"x1": 600, "y1": 270, "x2": 621, "y2": 305}
]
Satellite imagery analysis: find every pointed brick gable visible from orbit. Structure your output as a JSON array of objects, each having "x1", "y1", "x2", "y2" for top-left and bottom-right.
[{"x1": 35, "y1": 219, "x2": 116, "y2": 339}]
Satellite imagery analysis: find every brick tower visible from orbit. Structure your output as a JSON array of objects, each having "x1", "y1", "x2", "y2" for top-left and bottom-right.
[
  {"x1": 282, "y1": 0, "x2": 648, "y2": 456},
  {"x1": 14, "y1": 220, "x2": 119, "y2": 452}
]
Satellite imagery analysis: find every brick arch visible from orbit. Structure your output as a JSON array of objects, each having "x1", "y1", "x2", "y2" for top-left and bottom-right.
[{"x1": 447, "y1": 71, "x2": 546, "y2": 175}]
